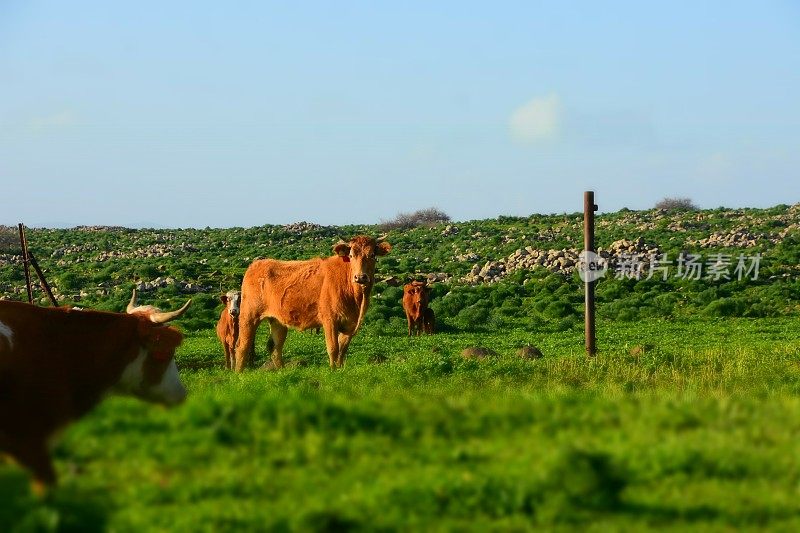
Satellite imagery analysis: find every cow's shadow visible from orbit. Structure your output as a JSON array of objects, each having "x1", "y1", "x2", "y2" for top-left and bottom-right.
[{"x1": 0, "y1": 467, "x2": 111, "y2": 532}]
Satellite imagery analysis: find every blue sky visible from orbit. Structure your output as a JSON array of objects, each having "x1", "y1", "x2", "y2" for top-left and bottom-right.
[{"x1": 1, "y1": 1, "x2": 799, "y2": 227}]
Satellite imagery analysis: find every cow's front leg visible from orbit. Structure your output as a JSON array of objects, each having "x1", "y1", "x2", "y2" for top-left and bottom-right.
[
  {"x1": 323, "y1": 325, "x2": 339, "y2": 368},
  {"x1": 224, "y1": 344, "x2": 233, "y2": 370},
  {"x1": 234, "y1": 313, "x2": 260, "y2": 372},
  {"x1": 336, "y1": 333, "x2": 353, "y2": 367},
  {"x1": 268, "y1": 319, "x2": 288, "y2": 368}
]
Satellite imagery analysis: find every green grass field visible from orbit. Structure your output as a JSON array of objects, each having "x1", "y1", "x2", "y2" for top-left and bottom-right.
[{"x1": 3, "y1": 317, "x2": 800, "y2": 531}]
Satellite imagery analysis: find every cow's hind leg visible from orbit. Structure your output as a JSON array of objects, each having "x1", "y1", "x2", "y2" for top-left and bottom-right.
[{"x1": 267, "y1": 319, "x2": 288, "y2": 368}]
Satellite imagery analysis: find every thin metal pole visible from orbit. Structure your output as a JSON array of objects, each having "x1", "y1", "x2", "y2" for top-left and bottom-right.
[
  {"x1": 18, "y1": 223, "x2": 33, "y2": 304},
  {"x1": 584, "y1": 191, "x2": 597, "y2": 356}
]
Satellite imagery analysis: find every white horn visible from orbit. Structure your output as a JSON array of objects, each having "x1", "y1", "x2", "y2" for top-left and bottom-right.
[
  {"x1": 127, "y1": 289, "x2": 138, "y2": 313},
  {"x1": 148, "y1": 299, "x2": 193, "y2": 324}
]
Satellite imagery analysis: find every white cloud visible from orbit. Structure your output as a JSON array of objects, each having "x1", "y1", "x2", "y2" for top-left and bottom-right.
[
  {"x1": 696, "y1": 152, "x2": 733, "y2": 184},
  {"x1": 509, "y1": 94, "x2": 560, "y2": 143},
  {"x1": 29, "y1": 110, "x2": 77, "y2": 131}
]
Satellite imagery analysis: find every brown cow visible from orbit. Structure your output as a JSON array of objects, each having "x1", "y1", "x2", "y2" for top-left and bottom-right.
[
  {"x1": 216, "y1": 290, "x2": 241, "y2": 370},
  {"x1": 234, "y1": 235, "x2": 391, "y2": 370},
  {"x1": 402, "y1": 281, "x2": 431, "y2": 336},
  {"x1": 127, "y1": 288, "x2": 192, "y2": 323},
  {"x1": 0, "y1": 301, "x2": 186, "y2": 490}
]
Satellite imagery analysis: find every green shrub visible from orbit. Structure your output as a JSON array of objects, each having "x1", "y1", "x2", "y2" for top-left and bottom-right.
[
  {"x1": 703, "y1": 298, "x2": 746, "y2": 317},
  {"x1": 543, "y1": 300, "x2": 574, "y2": 319}
]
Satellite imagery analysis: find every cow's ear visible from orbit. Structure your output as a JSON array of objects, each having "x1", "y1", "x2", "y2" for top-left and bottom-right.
[
  {"x1": 220, "y1": 295, "x2": 228, "y2": 304},
  {"x1": 376, "y1": 241, "x2": 391, "y2": 256},
  {"x1": 333, "y1": 243, "x2": 350, "y2": 257}
]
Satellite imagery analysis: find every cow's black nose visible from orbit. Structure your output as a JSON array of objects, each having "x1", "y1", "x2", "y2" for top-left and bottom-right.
[{"x1": 354, "y1": 273, "x2": 370, "y2": 284}]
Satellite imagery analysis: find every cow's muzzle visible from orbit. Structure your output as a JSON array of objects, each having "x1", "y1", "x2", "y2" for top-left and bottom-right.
[{"x1": 354, "y1": 273, "x2": 370, "y2": 285}]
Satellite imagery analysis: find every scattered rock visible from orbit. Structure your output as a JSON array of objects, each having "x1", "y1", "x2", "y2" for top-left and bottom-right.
[
  {"x1": 455, "y1": 252, "x2": 480, "y2": 262},
  {"x1": 461, "y1": 347, "x2": 498, "y2": 359},
  {"x1": 516, "y1": 346, "x2": 543, "y2": 359},
  {"x1": 426, "y1": 272, "x2": 450, "y2": 283},
  {"x1": 628, "y1": 344, "x2": 654, "y2": 357},
  {"x1": 462, "y1": 237, "x2": 661, "y2": 284},
  {"x1": 260, "y1": 360, "x2": 281, "y2": 371},
  {"x1": 0, "y1": 254, "x2": 23, "y2": 267},
  {"x1": 134, "y1": 277, "x2": 210, "y2": 294},
  {"x1": 441, "y1": 225, "x2": 460, "y2": 236},
  {"x1": 368, "y1": 353, "x2": 388, "y2": 364},
  {"x1": 687, "y1": 227, "x2": 776, "y2": 248},
  {"x1": 282, "y1": 221, "x2": 336, "y2": 235},
  {"x1": 74, "y1": 225, "x2": 128, "y2": 232}
]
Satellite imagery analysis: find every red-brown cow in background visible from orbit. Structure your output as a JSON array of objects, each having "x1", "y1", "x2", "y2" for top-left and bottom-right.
[
  {"x1": 0, "y1": 301, "x2": 186, "y2": 490},
  {"x1": 234, "y1": 235, "x2": 391, "y2": 370},
  {"x1": 216, "y1": 290, "x2": 241, "y2": 370},
  {"x1": 403, "y1": 280, "x2": 432, "y2": 336}
]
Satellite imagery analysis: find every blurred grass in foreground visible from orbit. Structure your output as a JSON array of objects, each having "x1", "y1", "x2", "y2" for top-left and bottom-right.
[{"x1": 2, "y1": 318, "x2": 800, "y2": 531}]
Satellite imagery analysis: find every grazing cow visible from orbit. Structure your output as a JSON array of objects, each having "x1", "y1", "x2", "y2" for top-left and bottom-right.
[
  {"x1": 402, "y1": 281, "x2": 431, "y2": 336},
  {"x1": 0, "y1": 301, "x2": 186, "y2": 490},
  {"x1": 127, "y1": 289, "x2": 192, "y2": 323},
  {"x1": 423, "y1": 307, "x2": 436, "y2": 334},
  {"x1": 235, "y1": 235, "x2": 391, "y2": 370},
  {"x1": 216, "y1": 290, "x2": 241, "y2": 370}
]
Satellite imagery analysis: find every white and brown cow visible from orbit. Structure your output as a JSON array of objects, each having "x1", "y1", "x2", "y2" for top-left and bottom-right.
[
  {"x1": 216, "y1": 290, "x2": 241, "y2": 370},
  {"x1": 0, "y1": 300, "x2": 186, "y2": 490}
]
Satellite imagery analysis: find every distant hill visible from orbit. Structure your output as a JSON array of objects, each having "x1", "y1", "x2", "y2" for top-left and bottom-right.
[{"x1": 2, "y1": 204, "x2": 798, "y2": 330}]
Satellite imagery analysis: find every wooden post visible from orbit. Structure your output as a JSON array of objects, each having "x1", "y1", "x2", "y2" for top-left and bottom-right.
[
  {"x1": 584, "y1": 191, "x2": 597, "y2": 356},
  {"x1": 18, "y1": 223, "x2": 33, "y2": 304},
  {"x1": 28, "y1": 253, "x2": 59, "y2": 307},
  {"x1": 17, "y1": 223, "x2": 59, "y2": 306}
]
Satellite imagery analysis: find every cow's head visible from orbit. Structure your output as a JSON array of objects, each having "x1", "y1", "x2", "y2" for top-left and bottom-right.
[
  {"x1": 115, "y1": 319, "x2": 187, "y2": 406},
  {"x1": 220, "y1": 290, "x2": 241, "y2": 318},
  {"x1": 333, "y1": 235, "x2": 392, "y2": 287},
  {"x1": 403, "y1": 281, "x2": 430, "y2": 318},
  {"x1": 127, "y1": 289, "x2": 192, "y2": 324}
]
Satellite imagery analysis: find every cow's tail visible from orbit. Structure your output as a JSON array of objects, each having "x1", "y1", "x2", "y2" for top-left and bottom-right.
[{"x1": 266, "y1": 337, "x2": 275, "y2": 355}]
